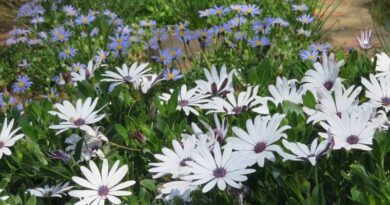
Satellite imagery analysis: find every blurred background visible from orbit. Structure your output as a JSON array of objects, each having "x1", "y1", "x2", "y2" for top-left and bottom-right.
[{"x1": 1, "y1": 0, "x2": 390, "y2": 50}]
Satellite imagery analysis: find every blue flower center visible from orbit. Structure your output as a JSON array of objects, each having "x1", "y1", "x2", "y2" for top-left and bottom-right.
[
  {"x1": 213, "y1": 167, "x2": 227, "y2": 178},
  {"x1": 97, "y1": 186, "x2": 109, "y2": 197},
  {"x1": 382, "y1": 97, "x2": 390, "y2": 106},
  {"x1": 346, "y1": 135, "x2": 359, "y2": 145},
  {"x1": 253, "y1": 142, "x2": 267, "y2": 153}
]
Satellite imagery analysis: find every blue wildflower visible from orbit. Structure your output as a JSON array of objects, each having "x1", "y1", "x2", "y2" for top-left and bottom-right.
[
  {"x1": 252, "y1": 20, "x2": 270, "y2": 34},
  {"x1": 228, "y1": 16, "x2": 247, "y2": 28},
  {"x1": 18, "y1": 59, "x2": 31, "y2": 69},
  {"x1": 292, "y1": 4, "x2": 309, "y2": 12},
  {"x1": 167, "y1": 48, "x2": 183, "y2": 60},
  {"x1": 50, "y1": 26, "x2": 71, "y2": 42},
  {"x1": 95, "y1": 50, "x2": 109, "y2": 62},
  {"x1": 108, "y1": 32, "x2": 129, "y2": 56},
  {"x1": 234, "y1": 31, "x2": 247, "y2": 41},
  {"x1": 140, "y1": 20, "x2": 156, "y2": 27},
  {"x1": 59, "y1": 47, "x2": 77, "y2": 59},
  {"x1": 248, "y1": 36, "x2": 271, "y2": 47},
  {"x1": 310, "y1": 43, "x2": 331, "y2": 53},
  {"x1": 12, "y1": 75, "x2": 33, "y2": 94},
  {"x1": 71, "y1": 62, "x2": 86, "y2": 72},
  {"x1": 299, "y1": 50, "x2": 318, "y2": 62},
  {"x1": 211, "y1": 6, "x2": 230, "y2": 17},
  {"x1": 151, "y1": 49, "x2": 172, "y2": 65},
  {"x1": 297, "y1": 14, "x2": 314, "y2": 24},
  {"x1": 242, "y1": 4, "x2": 261, "y2": 16},
  {"x1": 62, "y1": 5, "x2": 78, "y2": 16},
  {"x1": 199, "y1": 8, "x2": 214, "y2": 18},
  {"x1": 75, "y1": 14, "x2": 96, "y2": 25},
  {"x1": 163, "y1": 68, "x2": 184, "y2": 81}
]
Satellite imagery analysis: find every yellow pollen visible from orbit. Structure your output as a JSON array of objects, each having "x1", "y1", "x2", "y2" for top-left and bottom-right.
[
  {"x1": 116, "y1": 45, "x2": 123, "y2": 50},
  {"x1": 256, "y1": 41, "x2": 262, "y2": 46},
  {"x1": 59, "y1": 35, "x2": 64, "y2": 39},
  {"x1": 168, "y1": 73, "x2": 175, "y2": 80},
  {"x1": 116, "y1": 38, "x2": 122, "y2": 43},
  {"x1": 65, "y1": 49, "x2": 71, "y2": 54},
  {"x1": 18, "y1": 81, "x2": 25, "y2": 87}
]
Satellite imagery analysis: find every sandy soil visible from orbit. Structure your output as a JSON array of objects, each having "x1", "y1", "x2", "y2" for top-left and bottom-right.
[{"x1": 322, "y1": 0, "x2": 390, "y2": 49}]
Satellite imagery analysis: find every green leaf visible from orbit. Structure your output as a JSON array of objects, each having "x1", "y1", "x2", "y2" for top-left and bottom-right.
[
  {"x1": 281, "y1": 101, "x2": 305, "y2": 117},
  {"x1": 26, "y1": 195, "x2": 36, "y2": 205},
  {"x1": 140, "y1": 179, "x2": 156, "y2": 192},
  {"x1": 302, "y1": 91, "x2": 316, "y2": 109},
  {"x1": 115, "y1": 124, "x2": 128, "y2": 139},
  {"x1": 312, "y1": 184, "x2": 325, "y2": 205}
]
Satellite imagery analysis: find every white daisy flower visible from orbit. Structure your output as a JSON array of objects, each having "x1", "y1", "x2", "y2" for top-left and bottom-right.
[
  {"x1": 71, "y1": 60, "x2": 103, "y2": 82},
  {"x1": 319, "y1": 110, "x2": 378, "y2": 151},
  {"x1": 374, "y1": 52, "x2": 390, "y2": 77},
  {"x1": 199, "y1": 114, "x2": 229, "y2": 144},
  {"x1": 0, "y1": 118, "x2": 24, "y2": 159},
  {"x1": 177, "y1": 85, "x2": 209, "y2": 116},
  {"x1": 302, "y1": 52, "x2": 344, "y2": 95},
  {"x1": 282, "y1": 136, "x2": 334, "y2": 166},
  {"x1": 157, "y1": 181, "x2": 197, "y2": 203},
  {"x1": 204, "y1": 85, "x2": 260, "y2": 115},
  {"x1": 252, "y1": 96, "x2": 270, "y2": 115},
  {"x1": 27, "y1": 182, "x2": 72, "y2": 198},
  {"x1": 356, "y1": 29, "x2": 372, "y2": 50},
  {"x1": 195, "y1": 65, "x2": 236, "y2": 96},
  {"x1": 49, "y1": 98, "x2": 106, "y2": 135},
  {"x1": 159, "y1": 89, "x2": 174, "y2": 103},
  {"x1": 228, "y1": 114, "x2": 290, "y2": 167},
  {"x1": 304, "y1": 85, "x2": 361, "y2": 124},
  {"x1": 149, "y1": 136, "x2": 198, "y2": 178},
  {"x1": 133, "y1": 73, "x2": 163, "y2": 94},
  {"x1": 69, "y1": 159, "x2": 135, "y2": 205},
  {"x1": 183, "y1": 143, "x2": 255, "y2": 193},
  {"x1": 65, "y1": 132, "x2": 105, "y2": 162},
  {"x1": 101, "y1": 62, "x2": 151, "y2": 87},
  {"x1": 268, "y1": 77, "x2": 305, "y2": 105},
  {"x1": 188, "y1": 122, "x2": 218, "y2": 150},
  {"x1": 361, "y1": 74, "x2": 390, "y2": 112}
]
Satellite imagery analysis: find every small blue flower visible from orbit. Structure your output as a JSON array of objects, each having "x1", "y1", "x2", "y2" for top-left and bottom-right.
[
  {"x1": 167, "y1": 48, "x2": 183, "y2": 60},
  {"x1": 292, "y1": 4, "x2": 309, "y2": 12},
  {"x1": 42, "y1": 88, "x2": 59, "y2": 101},
  {"x1": 234, "y1": 31, "x2": 247, "y2": 41},
  {"x1": 75, "y1": 14, "x2": 96, "y2": 25},
  {"x1": 297, "y1": 14, "x2": 314, "y2": 24},
  {"x1": 18, "y1": 59, "x2": 31, "y2": 69},
  {"x1": 50, "y1": 26, "x2": 71, "y2": 42},
  {"x1": 59, "y1": 47, "x2": 77, "y2": 59},
  {"x1": 95, "y1": 50, "x2": 109, "y2": 62},
  {"x1": 310, "y1": 43, "x2": 331, "y2": 53},
  {"x1": 299, "y1": 50, "x2": 318, "y2": 62},
  {"x1": 248, "y1": 36, "x2": 271, "y2": 47},
  {"x1": 241, "y1": 4, "x2": 261, "y2": 16},
  {"x1": 108, "y1": 33, "x2": 129, "y2": 57},
  {"x1": 163, "y1": 68, "x2": 183, "y2": 81},
  {"x1": 71, "y1": 62, "x2": 86, "y2": 72},
  {"x1": 12, "y1": 75, "x2": 33, "y2": 94},
  {"x1": 62, "y1": 5, "x2": 78, "y2": 16},
  {"x1": 151, "y1": 49, "x2": 172, "y2": 65},
  {"x1": 140, "y1": 20, "x2": 156, "y2": 27},
  {"x1": 252, "y1": 20, "x2": 270, "y2": 34},
  {"x1": 228, "y1": 16, "x2": 247, "y2": 28},
  {"x1": 211, "y1": 6, "x2": 230, "y2": 17}
]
